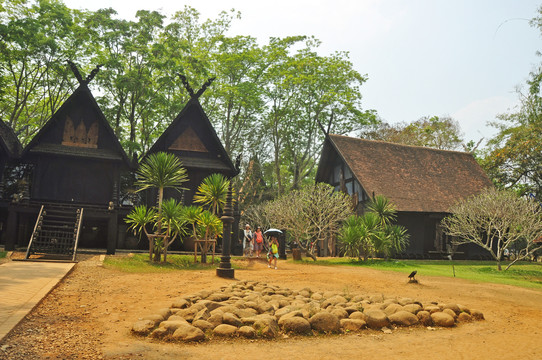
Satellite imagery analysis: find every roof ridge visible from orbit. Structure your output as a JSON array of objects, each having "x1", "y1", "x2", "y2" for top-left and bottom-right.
[{"x1": 328, "y1": 133, "x2": 471, "y2": 156}]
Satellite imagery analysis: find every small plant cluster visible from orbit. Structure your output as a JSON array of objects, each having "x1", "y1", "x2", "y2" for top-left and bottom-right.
[
  {"x1": 339, "y1": 195, "x2": 410, "y2": 260},
  {"x1": 131, "y1": 280, "x2": 484, "y2": 342},
  {"x1": 125, "y1": 152, "x2": 229, "y2": 263}
]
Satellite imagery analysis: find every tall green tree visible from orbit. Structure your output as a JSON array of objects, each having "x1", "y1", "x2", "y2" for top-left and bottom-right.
[
  {"x1": 362, "y1": 116, "x2": 464, "y2": 150},
  {"x1": 0, "y1": 0, "x2": 90, "y2": 144}
]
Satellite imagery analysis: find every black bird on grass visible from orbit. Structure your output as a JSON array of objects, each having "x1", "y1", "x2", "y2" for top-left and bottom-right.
[{"x1": 408, "y1": 270, "x2": 417, "y2": 281}]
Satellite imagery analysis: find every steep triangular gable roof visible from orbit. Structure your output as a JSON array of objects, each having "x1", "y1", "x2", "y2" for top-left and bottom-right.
[
  {"x1": 0, "y1": 119, "x2": 22, "y2": 159},
  {"x1": 317, "y1": 134, "x2": 493, "y2": 213},
  {"x1": 148, "y1": 97, "x2": 236, "y2": 175},
  {"x1": 22, "y1": 84, "x2": 130, "y2": 165}
]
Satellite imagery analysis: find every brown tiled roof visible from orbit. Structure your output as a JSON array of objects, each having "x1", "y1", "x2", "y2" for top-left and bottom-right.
[{"x1": 327, "y1": 134, "x2": 493, "y2": 213}]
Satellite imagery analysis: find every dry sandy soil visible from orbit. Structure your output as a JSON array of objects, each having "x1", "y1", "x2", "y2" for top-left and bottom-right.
[{"x1": 1, "y1": 254, "x2": 542, "y2": 360}]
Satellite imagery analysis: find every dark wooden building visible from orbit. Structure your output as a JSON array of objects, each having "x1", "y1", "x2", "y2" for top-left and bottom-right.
[
  {"x1": 144, "y1": 96, "x2": 239, "y2": 250},
  {"x1": 315, "y1": 134, "x2": 493, "y2": 259},
  {"x1": 146, "y1": 96, "x2": 237, "y2": 203},
  {"x1": 3, "y1": 82, "x2": 132, "y2": 254},
  {"x1": 0, "y1": 119, "x2": 23, "y2": 244}
]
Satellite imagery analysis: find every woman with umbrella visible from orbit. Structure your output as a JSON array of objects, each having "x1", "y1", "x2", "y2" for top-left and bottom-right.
[{"x1": 265, "y1": 229, "x2": 282, "y2": 269}]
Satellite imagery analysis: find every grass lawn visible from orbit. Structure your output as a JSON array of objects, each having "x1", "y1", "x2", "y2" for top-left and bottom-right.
[
  {"x1": 293, "y1": 257, "x2": 542, "y2": 289},
  {"x1": 0, "y1": 251, "x2": 6, "y2": 259},
  {"x1": 103, "y1": 253, "x2": 225, "y2": 273}
]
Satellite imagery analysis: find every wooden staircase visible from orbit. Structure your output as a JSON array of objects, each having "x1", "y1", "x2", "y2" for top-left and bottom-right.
[{"x1": 25, "y1": 204, "x2": 84, "y2": 261}]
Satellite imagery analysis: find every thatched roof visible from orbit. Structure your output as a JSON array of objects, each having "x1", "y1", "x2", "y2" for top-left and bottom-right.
[{"x1": 317, "y1": 134, "x2": 493, "y2": 213}]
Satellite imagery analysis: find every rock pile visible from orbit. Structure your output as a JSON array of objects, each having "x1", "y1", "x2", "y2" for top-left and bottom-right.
[{"x1": 132, "y1": 280, "x2": 484, "y2": 342}]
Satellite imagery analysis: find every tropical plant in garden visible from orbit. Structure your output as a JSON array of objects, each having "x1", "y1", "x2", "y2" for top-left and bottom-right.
[
  {"x1": 193, "y1": 173, "x2": 230, "y2": 215},
  {"x1": 245, "y1": 183, "x2": 352, "y2": 260},
  {"x1": 338, "y1": 196, "x2": 409, "y2": 260},
  {"x1": 339, "y1": 214, "x2": 377, "y2": 260},
  {"x1": 196, "y1": 210, "x2": 223, "y2": 263},
  {"x1": 158, "y1": 199, "x2": 188, "y2": 262},
  {"x1": 442, "y1": 188, "x2": 542, "y2": 270},
  {"x1": 129, "y1": 152, "x2": 188, "y2": 262}
]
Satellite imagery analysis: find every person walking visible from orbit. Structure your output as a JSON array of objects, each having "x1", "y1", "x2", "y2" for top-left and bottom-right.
[
  {"x1": 253, "y1": 227, "x2": 264, "y2": 258},
  {"x1": 243, "y1": 224, "x2": 253, "y2": 257},
  {"x1": 267, "y1": 236, "x2": 279, "y2": 269}
]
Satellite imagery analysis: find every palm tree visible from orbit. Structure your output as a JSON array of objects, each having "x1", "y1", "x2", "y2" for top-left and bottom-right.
[
  {"x1": 134, "y1": 152, "x2": 188, "y2": 261},
  {"x1": 193, "y1": 173, "x2": 230, "y2": 215}
]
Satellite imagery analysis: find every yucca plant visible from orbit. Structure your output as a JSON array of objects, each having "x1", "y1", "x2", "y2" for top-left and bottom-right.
[
  {"x1": 196, "y1": 210, "x2": 223, "y2": 263},
  {"x1": 193, "y1": 173, "x2": 230, "y2": 215},
  {"x1": 125, "y1": 205, "x2": 156, "y2": 241},
  {"x1": 385, "y1": 224, "x2": 410, "y2": 257},
  {"x1": 366, "y1": 195, "x2": 397, "y2": 227},
  {"x1": 182, "y1": 205, "x2": 203, "y2": 239},
  {"x1": 131, "y1": 152, "x2": 188, "y2": 262},
  {"x1": 339, "y1": 214, "x2": 379, "y2": 261},
  {"x1": 159, "y1": 199, "x2": 189, "y2": 262}
]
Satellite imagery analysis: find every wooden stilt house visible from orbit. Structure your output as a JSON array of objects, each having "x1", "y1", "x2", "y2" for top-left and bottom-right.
[
  {"x1": 4, "y1": 67, "x2": 132, "y2": 257},
  {"x1": 315, "y1": 134, "x2": 493, "y2": 259},
  {"x1": 144, "y1": 82, "x2": 239, "y2": 250}
]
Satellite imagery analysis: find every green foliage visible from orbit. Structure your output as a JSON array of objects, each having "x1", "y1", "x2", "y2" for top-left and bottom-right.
[
  {"x1": 362, "y1": 116, "x2": 464, "y2": 151},
  {"x1": 366, "y1": 195, "x2": 397, "y2": 227},
  {"x1": 129, "y1": 152, "x2": 189, "y2": 262},
  {"x1": 125, "y1": 205, "x2": 156, "y2": 238},
  {"x1": 338, "y1": 196, "x2": 409, "y2": 260},
  {"x1": 196, "y1": 210, "x2": 223, "y2": 241},
  {"x1": 480, "y1": 8, "x2": 542, "y2": 200},
  {"x1": 247, "y1": 183, "x2": 353, "y2": 260},
  {"x1": 193, "y1": 173, "x2": 230, "y2": 215},
  {"x1": 135, "y1": 152, "x2": 188, "y2": 196},
  {"x1": 1, "y1": 4, "x2": 375, "y2": 196}
]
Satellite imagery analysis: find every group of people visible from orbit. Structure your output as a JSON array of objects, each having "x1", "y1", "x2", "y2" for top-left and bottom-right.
[{"x1": 243, "y1": 224, "x2": 279, "y2": 269}]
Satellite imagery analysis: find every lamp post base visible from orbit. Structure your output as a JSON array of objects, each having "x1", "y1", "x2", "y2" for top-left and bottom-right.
[{"x1": 216, "y1": 267, "x2": 235, "y2": 279}]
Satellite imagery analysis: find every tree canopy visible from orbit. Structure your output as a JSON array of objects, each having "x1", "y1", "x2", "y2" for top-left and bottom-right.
[{"x1": 0, "y1": 1, "x2": 375, "y2": 206}]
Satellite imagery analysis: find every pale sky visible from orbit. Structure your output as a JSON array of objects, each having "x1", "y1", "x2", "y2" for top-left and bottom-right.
[{"x1": 64, "y1": 0, "x2": 542, "y2": 144}]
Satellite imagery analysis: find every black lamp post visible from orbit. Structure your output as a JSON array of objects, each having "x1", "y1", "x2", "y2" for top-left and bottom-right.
[{"x1": 216, "y1": 182, "x2": 235, "y2": 278}]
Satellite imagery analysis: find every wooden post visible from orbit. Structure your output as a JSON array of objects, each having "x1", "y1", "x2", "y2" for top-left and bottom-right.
[{"x1": 107, "y1": 210, "x2": 117, "y2": 255}]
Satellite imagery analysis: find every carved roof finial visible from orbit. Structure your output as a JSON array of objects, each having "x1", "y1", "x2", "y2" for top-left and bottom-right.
[
  {"x1": 177, "y1": 74, "x2": 215, "y2": 99},
  {"x1": 178, "y1": 73, "x2": 195, "y2": 97},
  {"x1": 66, "y1": 60, "x2": 83, "y2": 84},
  {"x1": 66, "y1": 60, "x2": 102, "y2": 85}
]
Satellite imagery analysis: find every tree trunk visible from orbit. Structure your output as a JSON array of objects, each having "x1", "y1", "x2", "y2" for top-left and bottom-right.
[{"x1": 296, "y1": 242, "x2": 316, "y2": 261}]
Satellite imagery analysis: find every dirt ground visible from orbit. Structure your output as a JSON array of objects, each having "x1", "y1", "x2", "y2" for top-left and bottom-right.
[{"x1": 1, "y1": 254, "x2": 542, "y2": 360}]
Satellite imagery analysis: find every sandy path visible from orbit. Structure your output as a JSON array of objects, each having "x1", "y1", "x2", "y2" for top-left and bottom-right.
[{"x1": 1, "y1": 256, "x2": 541, "y2": 359}]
